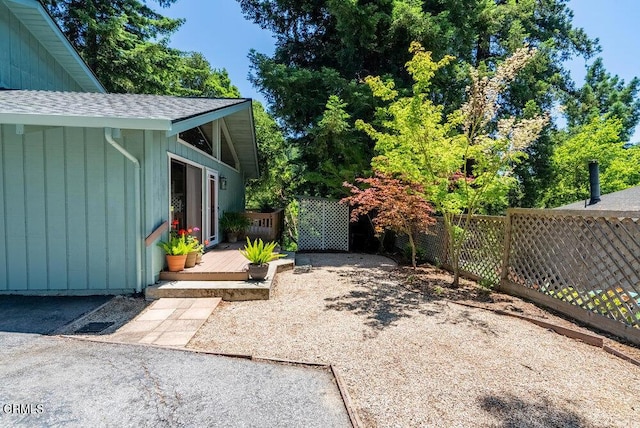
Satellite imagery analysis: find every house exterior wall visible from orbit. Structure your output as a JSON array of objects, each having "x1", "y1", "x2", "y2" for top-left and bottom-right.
[
  {"x1": 0, "y1": 123, "x2": 248, "y2": 294},
  {"x1": 0, "y1": 124, "x2": 139, "y2": 294},
  {"x1": 0, "y1": 2, "x2": 83, "y2": 91}
]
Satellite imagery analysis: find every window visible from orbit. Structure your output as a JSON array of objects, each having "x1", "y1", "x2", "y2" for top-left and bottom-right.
[{"x1": 179, "y1": 126, "x2": 212, "y2": 155}]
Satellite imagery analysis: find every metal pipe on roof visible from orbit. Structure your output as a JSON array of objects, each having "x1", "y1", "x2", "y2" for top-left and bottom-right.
[
  {"x1": 104, "y1": 127, "x2": 143, "y2": 293},
  {"x1": 588, "y1": 160, "x2": 601, "y2": 206}
]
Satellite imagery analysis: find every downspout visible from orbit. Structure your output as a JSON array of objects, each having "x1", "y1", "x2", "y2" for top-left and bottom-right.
[{"x1": 105, "y1": 128, "x2": 143, "y2": 293}]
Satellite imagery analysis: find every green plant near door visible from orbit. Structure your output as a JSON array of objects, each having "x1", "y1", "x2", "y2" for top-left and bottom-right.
[
  {"x1": 220, "y1": 211, "x2": 252, "y2": 242},
  {"x1": 239, "y1": 237, "x2": 286, "y2": 280},
  {"x1": 158, "y1": 234, "x2": 197, "y2": 272}
]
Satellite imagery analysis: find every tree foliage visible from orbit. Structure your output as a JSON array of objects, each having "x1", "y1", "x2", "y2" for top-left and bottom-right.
[
  {"x1": 564, "y1": 58, "x2": 640, "y2": 142},
  {"x1": 246, "y1": 101, "x2": 297, "y2": 210},
  {"x1": 359, "y1": 43, "x2": 546, "y2": 285},
  {"x1": 542, "y1": 118, "x2": 640, "y2": 207},
  {"x1": 44, "y1": 0, "x2": 239, "y2": 97},
  {"x1": 239, "y1": 0, "x2": 598, "y2": 199},
  {"x1": 342, "y1": 171, "x2": 435, "y2": 268}
]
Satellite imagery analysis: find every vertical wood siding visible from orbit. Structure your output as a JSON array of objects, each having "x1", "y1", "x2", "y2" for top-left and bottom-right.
[
  {"x1": 0, "y1": 3, "x2": 82, "y2": 91},
  {"x1": 0, "y1": 124, "x2": 139, "y2": 293}
]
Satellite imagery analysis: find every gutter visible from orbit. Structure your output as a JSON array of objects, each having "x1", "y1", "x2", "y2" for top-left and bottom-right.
[{"x1": 104, "y1": 128, "x2": 143, "y2": 293}]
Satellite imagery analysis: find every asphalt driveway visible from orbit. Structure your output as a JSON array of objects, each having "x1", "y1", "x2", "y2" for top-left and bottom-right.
[
  {"x1": 0, "y1": 295, "x2": 110, "y2": 334},
  {"x1": 0, "y1": 297, "x2": 350, "y2": 427}
]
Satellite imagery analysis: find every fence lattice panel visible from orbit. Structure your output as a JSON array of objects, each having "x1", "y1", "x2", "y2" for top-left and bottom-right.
[
  {"x1": 418, "y1": 219, "x2": 448, "y2": 266},
  {"x1": 397, "y1": 216, "x2": 504, "y2": 283},
  {"x1": 457, "y1": 216, "x2": 505, "y2": 284},
  {"x1": 298, "y1": 198, "x2": 349, "y2": 251},
  {"x1": 506, "y1": 209, "x2": 640, "y2": 329}
]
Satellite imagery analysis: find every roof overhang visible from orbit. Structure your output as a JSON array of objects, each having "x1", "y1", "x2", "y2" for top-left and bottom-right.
[
  {"x1": 4, "y1": 0, "x2": 105, "y2": 93},
  {"x1": 168, "y1": 100, "x2": 251, "y2": 136},
  {"x1": 0, "y1": 98, "x2": 260, "y2": 179},
  {"x1": 0, "y1": 99, "x2": 253, "y2": 131}
]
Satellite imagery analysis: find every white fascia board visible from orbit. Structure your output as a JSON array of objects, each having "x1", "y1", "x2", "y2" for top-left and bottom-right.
[
  {"x1": 0, "y1": 113, "x2": 170, "y2": 130},
  {"x1": 6, "y1": 0, "x2": 106, "y2": 93},
  {"x1": 246, "y1": 102, "x2": 260, "y2": 178},
  {"x1": 167, "y1": 101, "x2": 251, "y2": 136}
]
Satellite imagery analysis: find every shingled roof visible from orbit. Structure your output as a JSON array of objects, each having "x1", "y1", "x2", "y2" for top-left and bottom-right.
[
  {"x1": 555, "y1": 186, "x2": 640, "y2": 211},
  {"x1": 0, "y1": 90, "x2": 251, "y2": 134}
]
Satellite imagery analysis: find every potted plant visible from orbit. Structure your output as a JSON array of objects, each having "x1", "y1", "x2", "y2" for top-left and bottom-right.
[
  {"x1": 220, "y1": 212, "x2": 251, "y2": 243},
  {"x1": 239, "y1": 237, "x2": 286, "y2": 281},
  {"x1": 157, "y1": 234, "x2": 195, "y2": 272},
  {"x1": 183, "y1": 227, "x2": 201, "y2": 268}
]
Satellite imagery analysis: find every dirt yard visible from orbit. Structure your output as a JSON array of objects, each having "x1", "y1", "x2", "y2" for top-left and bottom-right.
[{"x1": 189, "y1": 253, "x2": 640, "y2": 428}]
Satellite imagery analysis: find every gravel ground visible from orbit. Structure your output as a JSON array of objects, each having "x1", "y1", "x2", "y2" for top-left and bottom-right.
[{"x1": 188, "y1": 253, "x2": 640, "y2": 428}]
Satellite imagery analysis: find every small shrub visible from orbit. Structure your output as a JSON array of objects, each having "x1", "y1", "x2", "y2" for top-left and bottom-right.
[{"x1": 404, "y1": 244, "x2": 428, "y2": 265}]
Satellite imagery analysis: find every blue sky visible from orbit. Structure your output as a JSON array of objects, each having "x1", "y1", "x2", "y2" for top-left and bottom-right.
[{"x1": 164, "y1": 0, "x2": 640, "y2": 140}]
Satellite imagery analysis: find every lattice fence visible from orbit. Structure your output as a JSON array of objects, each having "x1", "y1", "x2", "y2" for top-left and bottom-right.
[
  {"x1": 298, "y1": 197, "x2": 349, "y2": 251},
  {"x1": 396, "y1": 216, "x2": 504, "y2": 284},
  {"x1": 395, "y1": 209, "x2": 640, "y2": 342},
  {"x1": 505, "y1": 209, "x2": 640, "y2": 331},
  {"x1": 457, "y1": 216, "x2": 505, "y2": 284}
]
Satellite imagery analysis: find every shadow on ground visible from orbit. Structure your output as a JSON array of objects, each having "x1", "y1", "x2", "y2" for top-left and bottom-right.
[
  {"x1": 480, "y1": 394, "x2": 587, "y2": 428},
  {"x1": 56, "y1": 295, "x2": 149, "y2": 336},
  {"x1": 324, "y1": 264, "x2": 498, "y2": 331},
  {"x1": 0, "y1": 295, "x2": 111, "y2": 334}
]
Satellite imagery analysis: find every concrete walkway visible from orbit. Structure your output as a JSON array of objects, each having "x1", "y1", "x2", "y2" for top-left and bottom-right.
[{"x1": 108, "y1": 297, "x2": 221, "y2": 347}]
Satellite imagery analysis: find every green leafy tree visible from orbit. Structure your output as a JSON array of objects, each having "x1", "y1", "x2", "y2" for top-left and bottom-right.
[
  {"x1": 44, "y1": 0, "x2": 238, "y2": 97},
  {"x1": 542, "y1": 117, "x2": 640, "y2": 207},
  {"x1": 246, "y1": 101, "x2": 296, "y2": 210},
  {"x1": 303, "y1": 95, "x2": 370, "y2": 197},
  {"x1": 359, "y1": 43, "x2": 547, "y2": 286},
  {"x1": 564, "y1": 58, "x2": 640, "y2": 142},
  {"x1": 239, "y1": 0, "x2": 597, "y2": 198}
]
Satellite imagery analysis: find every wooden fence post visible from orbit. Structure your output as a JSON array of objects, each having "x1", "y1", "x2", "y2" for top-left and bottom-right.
[{"x1": 497, "y1": 209, "x2": 513, "y2": 291}]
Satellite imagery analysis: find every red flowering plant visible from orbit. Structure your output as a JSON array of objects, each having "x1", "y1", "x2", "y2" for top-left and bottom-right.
[{"x1": 168, "y1": 222, "x2": 202, "y2": 253}]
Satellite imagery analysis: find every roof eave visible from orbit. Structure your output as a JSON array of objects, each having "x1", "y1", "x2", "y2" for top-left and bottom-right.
[{"x1": 0, "y1": 113, "x2": 170, "y2": 131}]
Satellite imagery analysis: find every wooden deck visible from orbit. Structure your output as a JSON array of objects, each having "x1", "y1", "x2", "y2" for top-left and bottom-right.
[{"x1": 158, "y1": 242, "x2": 250, "y2": 281}]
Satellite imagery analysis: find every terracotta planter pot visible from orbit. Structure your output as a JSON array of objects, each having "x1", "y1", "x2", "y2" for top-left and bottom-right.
[
  {"x1": 185, "y1": 251, "x2": 198, "y2": 268},
  {"x1": 166, "y1": 254, "x2": 187, "y2": 272},
  {"x1": 248, "y1": 263, "x2": 269, "y2": 281}
]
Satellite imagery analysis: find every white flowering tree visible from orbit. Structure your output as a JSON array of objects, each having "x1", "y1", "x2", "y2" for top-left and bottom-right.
[{"x1": 357, "y1": 43, "x2": 548, "y2": 286}]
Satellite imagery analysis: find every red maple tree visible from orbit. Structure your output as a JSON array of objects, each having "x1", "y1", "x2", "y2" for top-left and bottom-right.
[{"x1": 342, "y1": 171, "x2": 435, "y2": 267}]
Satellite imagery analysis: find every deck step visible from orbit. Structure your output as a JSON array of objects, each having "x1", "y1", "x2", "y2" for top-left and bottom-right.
[{"x1": 158, "y1": 270, "x2": 249, "y2": 282}]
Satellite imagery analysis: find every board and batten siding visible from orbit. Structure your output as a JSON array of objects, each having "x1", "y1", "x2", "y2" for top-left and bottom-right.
[
  {"x1": 0, "y1": 124, "x2": 140, "y2": 294},
  {"x1": 0, "y1": 2, "x2": 83, "y2": 91}
]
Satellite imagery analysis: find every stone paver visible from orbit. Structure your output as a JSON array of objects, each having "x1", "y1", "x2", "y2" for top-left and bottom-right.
[{"x1": 110, "y1": 297, "x2": 220, "y2": 347}]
